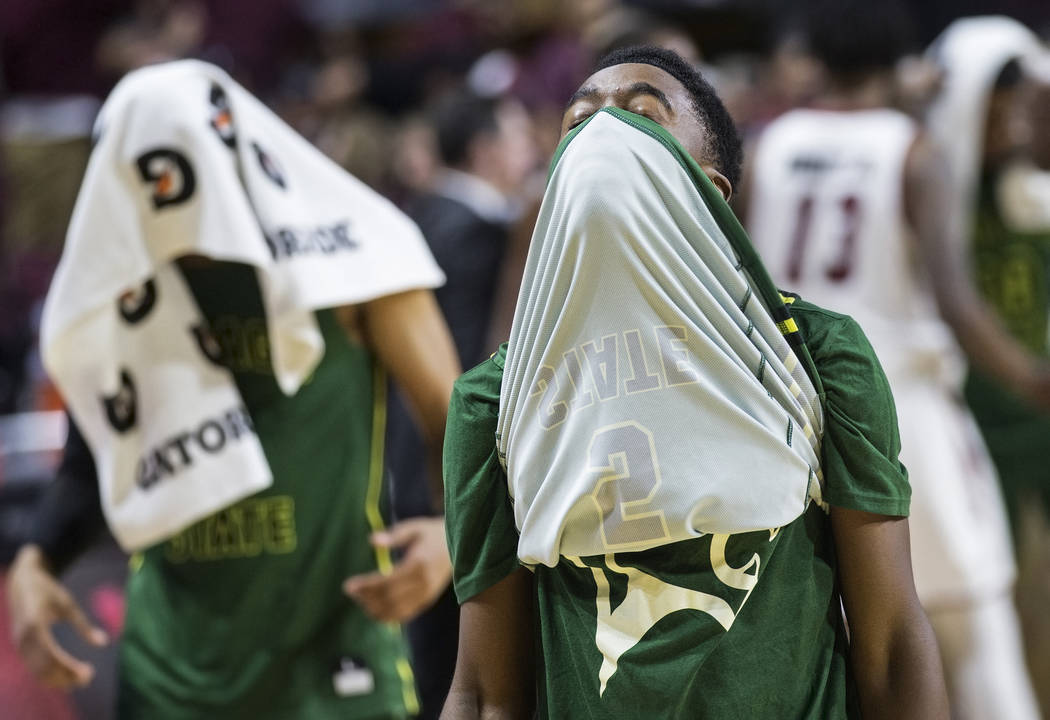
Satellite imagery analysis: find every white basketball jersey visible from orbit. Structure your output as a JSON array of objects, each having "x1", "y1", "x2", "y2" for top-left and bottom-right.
[
  {"x1": 748, "y1": 108, "x2": 962, "y2": 388},
  {"x1": 749, "y1": 108, "x2": 1016, "y2": 604}
]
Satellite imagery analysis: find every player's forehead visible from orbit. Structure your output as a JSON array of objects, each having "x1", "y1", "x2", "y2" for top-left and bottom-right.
[{"x1": 568, "y1": 63, "x2": 692, "y2": 112}]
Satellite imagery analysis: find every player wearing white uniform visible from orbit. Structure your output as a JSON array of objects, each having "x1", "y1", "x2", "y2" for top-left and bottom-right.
[
  {"x1": 745, "y1": 3, "x2": 1045, "y2": 718},
  {"x1": 750, "y1": 108, "x2": 1015, "y2": 605}
]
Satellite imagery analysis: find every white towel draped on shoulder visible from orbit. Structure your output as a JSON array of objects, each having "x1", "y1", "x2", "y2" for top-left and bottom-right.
[
  {"x1": 497, "y1": 109, "x2": 824, "y2": 567},
  {"x1": 41, "y1": 60, "x2": 444, "y2": 551}
]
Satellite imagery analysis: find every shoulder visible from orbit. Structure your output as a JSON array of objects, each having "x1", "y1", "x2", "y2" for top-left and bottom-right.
[
  {"x1": 784, "y1": 295, "x2": 868, "y2": 357},
  {"x1": 451, "y1": 343, "x2": 506, "y2": 410},
  {"x1": 751, "y1": 111, "x2": 807, "y2": 159},
  {"x1": 753, "y1": 109, "x2": 835, "y2": 149},
  {"x1": 445, "y1": 343, "x2": 520, "y2": 603},
  {"x1": 786, "y1": 294, "x2": 890, "y2": 408},
  {"x1": 786, "y1": 294, "x2": 911, "y2": 516},
  {"x1": 446, "y1": 344, "x2": 505, "y2": 472},
  {"x1": 786, "y1": 293, "x2": 889, "y2": 408}
]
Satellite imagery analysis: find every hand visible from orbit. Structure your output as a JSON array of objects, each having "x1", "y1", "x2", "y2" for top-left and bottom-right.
[
  {"x1": 6, "y1": 545, "x2": 109, "y2": 689},
  {"x1": 343, "y1": 517, "x2": 452, "y2": 623}
]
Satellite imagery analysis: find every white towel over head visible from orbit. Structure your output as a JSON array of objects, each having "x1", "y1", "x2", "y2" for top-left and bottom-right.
[{"x1": 41, "y1": 60, "x2": 444, "y2": 551}]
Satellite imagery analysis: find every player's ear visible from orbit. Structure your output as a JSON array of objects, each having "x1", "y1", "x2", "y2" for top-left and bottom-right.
[{"x1": 701, "y1": 165, "x2": 732, "y2": 202}]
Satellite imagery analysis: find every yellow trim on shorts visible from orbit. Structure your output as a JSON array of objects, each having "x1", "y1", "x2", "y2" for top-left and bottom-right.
[{"x1": 366, "y1": 363, "x2": 393, "y2": 575}]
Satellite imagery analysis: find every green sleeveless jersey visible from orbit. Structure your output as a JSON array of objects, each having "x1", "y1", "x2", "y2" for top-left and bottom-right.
[
  {"x1": 965, "y1": 173, "x2": 1050, "y2": 517},
  {"x1": 445, "y1": 300, "x2": 910, "y2": 719},
  {"x1": 117, "y1": 262, "x2": 418, "y2": 719}
]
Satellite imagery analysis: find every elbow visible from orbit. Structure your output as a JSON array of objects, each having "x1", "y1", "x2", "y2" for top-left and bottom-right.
[
  {"x1": 440, "y1": 686, "x2": 480, "y2": 720},
  {"x1": 853, "y1": 615, "x2": 950, "y2": 720},
  {"x1": 928, "y1": 278, "x2": 972, "y2": 327}
]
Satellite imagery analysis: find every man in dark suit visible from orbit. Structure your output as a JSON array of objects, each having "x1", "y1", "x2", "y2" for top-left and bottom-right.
[{"x1": 386, "y1": 87, "x2": 537, "y2": 720}]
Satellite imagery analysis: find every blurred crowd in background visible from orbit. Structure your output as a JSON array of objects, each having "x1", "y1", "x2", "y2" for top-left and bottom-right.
[{"x1": 3, "y1": 0, "x2": 1050, "y2": 718}]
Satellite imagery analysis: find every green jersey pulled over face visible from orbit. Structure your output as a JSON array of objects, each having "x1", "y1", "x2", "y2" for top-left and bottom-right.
[
  {"x1": 444, "y1": 298, "x2": 910, "y2": 720},
  {"x1": 117, "y1": 262, "x2": 417, "y2": 720}
]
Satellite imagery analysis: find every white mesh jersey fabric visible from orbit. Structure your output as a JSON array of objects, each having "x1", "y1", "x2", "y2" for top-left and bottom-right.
[{"x1": 497, "y1": 110, "x2": 824, "y2": 567}]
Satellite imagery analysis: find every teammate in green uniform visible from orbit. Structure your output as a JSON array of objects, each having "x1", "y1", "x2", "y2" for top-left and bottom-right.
[
  {"x1": 957, "y1": 57, "x2": 1050, "y2": 714},
  {"x1": 8, "y1": 260, "x2": 459, "y2": 719},
  {"x1": 440, "y1": 47, "x2": 948, "y2": 720},
  {"x1": 964, "y1": 62, "x2": 1050, "y2": 527}
]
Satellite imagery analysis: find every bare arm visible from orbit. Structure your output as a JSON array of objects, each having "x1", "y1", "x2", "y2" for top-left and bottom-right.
[
  {"x1": 338, "y1": 289, "x2": 460, "y2": 622},
  {"x1": 336, "y1": 288, "x2": 459, "y2": 508},
  {"x1": 442, "y1": 567, "x2": 536, "y2": 720},
  {"x1": 357, "y1": 288, "x2": 460, "y2": 510},
  {"x1": 904, "y1": 133, "x2": 1050, "y2": 406},
  {"x1": 832, "y1": 507, "x2": 949, "y2": 720}
]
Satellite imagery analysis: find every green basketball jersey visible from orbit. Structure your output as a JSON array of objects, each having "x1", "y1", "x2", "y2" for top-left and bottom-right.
[
  {"x1": 444, "y1": 299, "x2": 910, "y2": 720},
  {"x1": 117, "y1": 262, "x2": 417, "y2": 719},
  {"x1": 965, "y1": 172, "x2": 1050, "y2": 518},
  {"x1": 971, "y1": 173, "x2": 1050, "y2": 358}
]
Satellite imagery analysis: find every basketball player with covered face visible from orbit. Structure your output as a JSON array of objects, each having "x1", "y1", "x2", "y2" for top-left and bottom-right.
[
  {"x1": 441, "y1": 45, "x2": 948, "y2": 720},
  {"x1": 7, "y1": 67, "x2": 460, "y2": 719}
]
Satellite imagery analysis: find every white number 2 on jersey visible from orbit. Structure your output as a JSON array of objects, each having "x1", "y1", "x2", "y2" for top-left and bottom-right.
[{"x1": 588, "y1": 422, "x2": 672, "y2": 550}]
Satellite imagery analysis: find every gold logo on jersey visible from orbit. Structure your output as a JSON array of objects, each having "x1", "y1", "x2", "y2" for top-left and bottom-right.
[{"x1": 165, "y1": 495, "x2": 297, "y2": 562}]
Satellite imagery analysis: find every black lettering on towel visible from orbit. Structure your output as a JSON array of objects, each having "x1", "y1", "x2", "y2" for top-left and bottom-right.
[
  {"x1": 208, "y1": 83, "x2": 237, "y2": 148},
  {"x1": 136, "y1": 148, "x2": 197, "y2": 209},
  {"x1": 118, "y1": 279, "x2": 158, "y2": 324},
  {"x1": 101, "y1": 368, "x2": 138, "y2": 433},
  {"x1": 135, "y1": 405, "x2": 257, "y2": 490}
]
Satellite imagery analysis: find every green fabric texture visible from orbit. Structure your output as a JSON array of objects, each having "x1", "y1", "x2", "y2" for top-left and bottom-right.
[
  {"x1": 443, "y1": 298, "x2": 909, "y2": 720},
  {"x1": 117, "y1": 262, "x2": 415, "y2": 720},
  {"x1": 796, "y1": 301, "x2": 911, "y2": 517},
  {"x1": 442, "y1": 349, "x2": 520, "y2": 604},
  {"x1": 965, "y1": 173, "x2": 1050, "y2": 520}
]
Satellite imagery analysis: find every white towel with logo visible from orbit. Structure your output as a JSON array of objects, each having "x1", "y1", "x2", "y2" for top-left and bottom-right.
[
  {"x1": 41, "y1": 60, "x2": 445, "y2": 551},
  {"x1": 497, "y1": 109, "x2": 824, "y2": 567},
  {"x1": 926, "y1": 16, "x2": 1047, "y2": 246}
]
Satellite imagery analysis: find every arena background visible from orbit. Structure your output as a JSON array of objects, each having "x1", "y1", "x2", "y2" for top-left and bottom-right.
[{"x1": 2, "y1": 1, "x2": 1050, "y2": 718}]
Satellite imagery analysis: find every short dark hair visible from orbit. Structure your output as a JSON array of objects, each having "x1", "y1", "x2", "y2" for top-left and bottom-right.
[
  {"x1": 800, "y1": 0, "x2": 916, "y2": 79},
  {"x1": 995, "y1": 59, "x2": 1024, "y2": 90},
  {"x1": 431, "y1": 89, "x2": 500, "y2": 168},
  {"x1": 593, "y1": 44, "x2": 742, "y2": 189}
]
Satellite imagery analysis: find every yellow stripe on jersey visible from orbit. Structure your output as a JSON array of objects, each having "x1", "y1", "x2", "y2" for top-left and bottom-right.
[
  {"x1": 368, "y1": 364, "x2": 422, "y2": 719},
  {"x1": 780, "y1": 294, "x2": 796, "y2": 304},
  {"x1": 776, "y1": 318, "x2": 799, "y2": 335},
  {"x1": 366, "y1": 363, "x2": 392, "y2": 575},
  {"x1": 396, "y1": 656, "x2": 421, "y2": 715}
]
